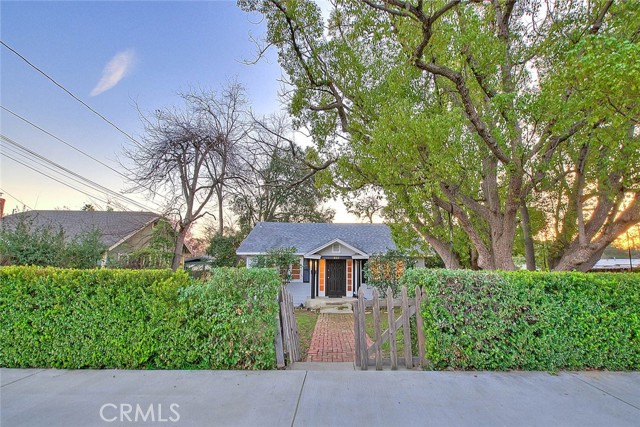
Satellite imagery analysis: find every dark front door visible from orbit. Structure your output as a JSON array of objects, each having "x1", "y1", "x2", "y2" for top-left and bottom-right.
[{"x1": 325, "y1": 259, "x2": 346, "y2": 297}]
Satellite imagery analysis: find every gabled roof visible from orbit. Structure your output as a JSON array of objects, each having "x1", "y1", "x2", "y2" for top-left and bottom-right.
[
  {"x1": 236, "y1": 222, "x2": 396, "y2": 256},
  {"x1": 0, "y1": 210, "x2": 161, "y2": 250}
]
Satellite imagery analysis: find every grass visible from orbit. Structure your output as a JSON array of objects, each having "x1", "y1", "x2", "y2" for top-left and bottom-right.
[
  {"x1": 364, "y1": 307, "x2": 405, "y2": 357},
  {"x1": 294, "y1": 309, "x2": 319, "y2": 360}
]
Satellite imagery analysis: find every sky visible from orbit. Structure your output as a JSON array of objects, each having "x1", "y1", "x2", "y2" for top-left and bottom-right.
[{"x1": 0, "y1": 0, "x2": 356, "y2": 231}]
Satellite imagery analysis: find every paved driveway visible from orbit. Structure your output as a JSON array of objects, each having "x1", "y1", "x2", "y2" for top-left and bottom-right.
[{"x1": 2, "y1": 368, "x2": 639, "y2": 427}]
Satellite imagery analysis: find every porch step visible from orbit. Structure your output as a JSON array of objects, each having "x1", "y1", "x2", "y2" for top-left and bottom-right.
[
  {"x1": 319, "y1": 304, "x2": 353, "y2": 314},
  {"x1": 306, "y1": 297, "x2": 357, "y2": 310}
]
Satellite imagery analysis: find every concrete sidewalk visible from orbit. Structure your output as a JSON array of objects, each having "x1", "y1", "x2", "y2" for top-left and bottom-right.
[{"x1": 2, "y1": 368, "x2": 639, "y2": 427}]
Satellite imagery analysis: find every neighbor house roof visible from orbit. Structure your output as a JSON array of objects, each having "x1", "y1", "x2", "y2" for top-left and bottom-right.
[
  {"x1": 0, "y1": 210, "x2": 161, "y2": 251},
  {"x1": 236, "y1": 222, "x2": 396, "y2": 255}
]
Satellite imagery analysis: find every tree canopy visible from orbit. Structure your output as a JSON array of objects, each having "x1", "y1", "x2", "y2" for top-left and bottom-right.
[{"x1": 241, "y1": 0, "x2": 640, "y2": 271}]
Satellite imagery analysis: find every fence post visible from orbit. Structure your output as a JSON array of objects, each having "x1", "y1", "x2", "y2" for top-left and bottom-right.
[
  {"x1": 372, "y1": 288, "x2": 383, "y2": 370},
  {"x1": 387, "y1": 287, "x2": 397, "y2": 370},
  {"x1": 357, "y1": 286, "x2": 368, "y2": 370},
  {"x1": 354, "y1": 293, "x2": 361, "y2": 367},
  {"x1": 275, "y1": 290, "x2": 285, "y2": 368},
  {"x1": 401, "y1": 286, "x2": 413, "y2": 368},
  {"x1": 415, "y1": 286, "x2": 426, "y2": 369}
]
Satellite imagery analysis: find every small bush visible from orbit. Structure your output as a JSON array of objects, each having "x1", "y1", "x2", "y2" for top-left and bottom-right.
[
  {"x1": 0, "y1": 266, "x2": 280, "y2": 369},
  {"x1": 401, "y1": 269, "x2": 640, "y2": 371}
]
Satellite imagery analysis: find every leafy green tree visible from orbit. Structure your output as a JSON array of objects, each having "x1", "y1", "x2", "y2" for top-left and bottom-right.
[
  {"x1": 251, "y1": 247, "x2": 298, "y2": 285},
  {"x1": 206, "y1": 233, "x2": 242, "y2": 267},
  {"x1": 241, "y1": 0, "x2": 640, "y2": 271}
]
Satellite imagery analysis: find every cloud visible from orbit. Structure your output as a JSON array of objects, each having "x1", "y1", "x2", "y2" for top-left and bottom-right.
[{"x1": 90, "y1": 49, "x2": 135, "y2": 96}]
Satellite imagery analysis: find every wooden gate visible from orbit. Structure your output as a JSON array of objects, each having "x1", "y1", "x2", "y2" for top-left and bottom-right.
[
  {"x1": 275, "y1": 286, "x2": 301, "y2": 368},
  {"x1": 353, "y1": 286, "x2": 426, "y2": 370}
]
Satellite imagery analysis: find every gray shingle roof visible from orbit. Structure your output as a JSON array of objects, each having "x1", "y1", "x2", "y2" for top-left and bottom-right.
[
  {"x1": 0, "y1": 210, "x2": 160, "y2": 250},
  {"x1": 236, "y1": 222, "x2": 396, "y2": 255}
]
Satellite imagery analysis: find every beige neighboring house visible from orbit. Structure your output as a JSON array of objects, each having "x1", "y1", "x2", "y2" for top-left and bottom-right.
[{"x1": 0, "y1": 210, "x2": 190, "y2": 266}]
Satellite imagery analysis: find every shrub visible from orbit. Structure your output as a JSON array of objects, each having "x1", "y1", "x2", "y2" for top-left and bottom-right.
[
  {"x1": 251, "y1": 247, "x2": 297, "y2": 285},
  {"x1": 364, "y1": 250, "x2": 416, "y2": 297},
  {"x1": 0, "y1": 215, "x2": 106, "y2": 268},
  {"x1": 0, "y1": 266, "x2": 280, "y2": 369},
  {"x1": 401, "y1": 269, "x2": 640, "y2": 371}
]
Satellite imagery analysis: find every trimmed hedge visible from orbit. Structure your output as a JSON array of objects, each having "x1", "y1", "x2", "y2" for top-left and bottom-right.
[
  {"x1": 0, "y1": 266, "x2": 280, "y2": 370},
  {"x1": 401, "y1": 269, "x2": 640, "y2": 371}
]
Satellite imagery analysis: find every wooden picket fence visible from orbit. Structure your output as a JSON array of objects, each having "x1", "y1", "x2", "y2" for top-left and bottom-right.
[
  {"x1": 275, "y1": 286, "x2": 301, "y2": 368},
  {"x1": 353, "y1": 285, "x2": 426, "y2": 370}
]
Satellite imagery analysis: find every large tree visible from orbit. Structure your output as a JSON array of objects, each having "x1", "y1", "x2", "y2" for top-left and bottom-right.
[
  {"x1": 231, "y1": 114, "x2": 335, "y2": 233},
  {"x1": 241, "y1": 0, "x2": 640, "y2": 271},
  {"x1": 126, "y1": 83, "x2": 249, "y2": 270}
]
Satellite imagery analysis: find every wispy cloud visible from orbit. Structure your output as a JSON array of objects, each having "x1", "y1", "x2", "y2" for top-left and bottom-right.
[{"x1": 90, "y1": 49, "x2": 135, "y2": 96}]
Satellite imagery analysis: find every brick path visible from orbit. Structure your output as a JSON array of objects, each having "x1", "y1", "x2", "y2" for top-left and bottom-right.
[
  {"x1": 306, "y1": 313, "x2": 373, "y2": 362},
  {"x1": 307, "y1": 314, "x2": 356, "y2": 362}
]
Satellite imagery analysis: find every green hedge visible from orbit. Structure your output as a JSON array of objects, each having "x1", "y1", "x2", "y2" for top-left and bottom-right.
[
  {"x1": 0, "y1": 266, "x2": 280, "y2": 370},
  {"x1": 401, "y1": 269, "x2": 640, "y2": 371}
]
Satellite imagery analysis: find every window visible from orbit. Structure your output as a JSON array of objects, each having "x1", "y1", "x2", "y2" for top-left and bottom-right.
[
  {"x1": 303, "y1": 259, "x2": 310, "y2": 283},
  {"x1": 332, "y1": 243, "x2": 340, "y2": 253},
  {"x1": 291, "y1": 259, "x2": 301, "y2": 281}
]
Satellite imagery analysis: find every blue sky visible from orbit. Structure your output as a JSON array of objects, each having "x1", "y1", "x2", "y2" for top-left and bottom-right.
[
  {"x1": 1, "y1": 1, "x2": 278, "y2": 210},
  {"x1": 1, "y1": 0, "x2": 352, "y2": 226}
]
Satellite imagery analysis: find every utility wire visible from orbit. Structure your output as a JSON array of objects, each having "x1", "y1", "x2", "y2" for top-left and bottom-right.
[
  {"x1": 1, "y1": 134, "x2": 158, "y2": 212},
  {"x1": 3, "y1": 152, "x2": 112, "y2": 206},
  {"x1": 1, "y1": 142, "x2": 129, "y2": 210},
  {"x1": 0, "y1": 40, "x2": 145, "y2": 149},
  {"x1": 0, "y1": 105, "x2": 168, "y2": 211},
  {"x1": 0, "y1": 187, "x2": 32, "y2": 211}
]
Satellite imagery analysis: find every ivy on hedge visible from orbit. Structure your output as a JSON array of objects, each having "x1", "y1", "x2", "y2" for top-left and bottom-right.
[
  {"x1": 0, "y1": 266, "x2": 280, "y2": 370},
  {"x1": 401, "y1": 269, "x2": 640, "y2": 371}
]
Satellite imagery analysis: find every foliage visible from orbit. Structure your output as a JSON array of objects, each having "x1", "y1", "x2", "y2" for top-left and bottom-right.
[
  {"x1": 242, "y1": 0, "x2": 640, "y2": 272},
  {"x1": 0, "y1": 215, "x2": 106, "y2": 268},
  {"x1": 401, "y1": 269, "x2": 640, "y2": 371},
  {"x1": 251, "y1": 247, "x2": 298, "y2": 285},
  {"x1": 364, "y1": 250, "x2": 415, "y2": 297},
  {"x1": 62, "y1": 229, "x2": 107, "y2": 269},
  {"x1": 231, "y1": 114, "x2": 335, "y2": 234},
  {"x1": 0, "y1": 266, "x2": 280, "y2": 370},
  {"x1": 206, "y1": 233, "x2": 242, "y2": 267}
]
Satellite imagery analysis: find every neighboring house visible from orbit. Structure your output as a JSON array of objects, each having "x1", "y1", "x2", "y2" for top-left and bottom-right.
[
  {"x1": 0, "y1": 210, "x2": 190, "y2": 266},
  {"x1": 589, "y1": 258, "x2": 640, "y2": 272},
  {"x1": 237, "y1": 222, "x2": 424, "y2": 305}
]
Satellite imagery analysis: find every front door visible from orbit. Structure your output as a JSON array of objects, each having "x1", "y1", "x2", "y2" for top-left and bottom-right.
[{"x1": 325, "y1": 259, "x2": 346, "y2": 297}]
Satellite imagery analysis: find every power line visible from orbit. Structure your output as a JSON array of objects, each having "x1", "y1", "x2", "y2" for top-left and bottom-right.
[
  {"x1": 1, "y1": 134, "x2": 159, "y2": 212},
  {"x1": 0, "y1": 105, "x2": 168, "y2": 211},
  {"x1": 2, "y1": 152, "x2": 112, "y2": 207},
  {"x1": 0, "y1": 187, "x2": 33, "y2": 211},
  {"x1": 1, "y1": 142, "x2": 130, "y2": 210},
  {"x1": 0, "y1": 40, "x2": 145, "y2": 149}
]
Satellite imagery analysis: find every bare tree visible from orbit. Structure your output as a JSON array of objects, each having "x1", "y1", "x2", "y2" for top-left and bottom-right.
[{"x1": 125, "y1": 83, "x2": 249, "y2": 270}]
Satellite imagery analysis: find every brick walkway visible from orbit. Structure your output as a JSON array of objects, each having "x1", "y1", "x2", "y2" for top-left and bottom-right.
[
  {"x1": 306, "y1": 314, "x2": 356, "y2": 362},
  {"x1": 306, "y1": 313, "x2": 374, "y2": 362}
]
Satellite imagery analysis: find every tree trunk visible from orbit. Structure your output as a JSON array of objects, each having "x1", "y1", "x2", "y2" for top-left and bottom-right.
[
  {"x1": 412, "y1": 223, "x2": 461, "y2": 269},
  {"x1": 171, "y1": 226, "x2": 188, "y2": 271},
  {"x1": 520, "y1": 203, "x2": 537, "y2": 271},
  {"x1": 217, "y1": 186, "x2": 224, "y2": 236}
]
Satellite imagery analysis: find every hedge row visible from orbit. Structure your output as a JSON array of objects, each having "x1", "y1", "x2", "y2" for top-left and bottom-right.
[
  {"x1": 401, "y1": 269, "x2": 640, "y2": 371},
  {"x1": 0, "y1": 266, "x2": 280, "y2": 370}
]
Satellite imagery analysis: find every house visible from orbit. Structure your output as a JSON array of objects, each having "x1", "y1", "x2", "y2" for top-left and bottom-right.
[
  {"x1": 237, "y1": 222, "x2": 423, "y2": 305},
  {"x1": 589, "y1": 258, "x2": 640, "y2": 272},
  {"x1": 0, "y1": 210, "x2": 190, "y2": 266}
]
